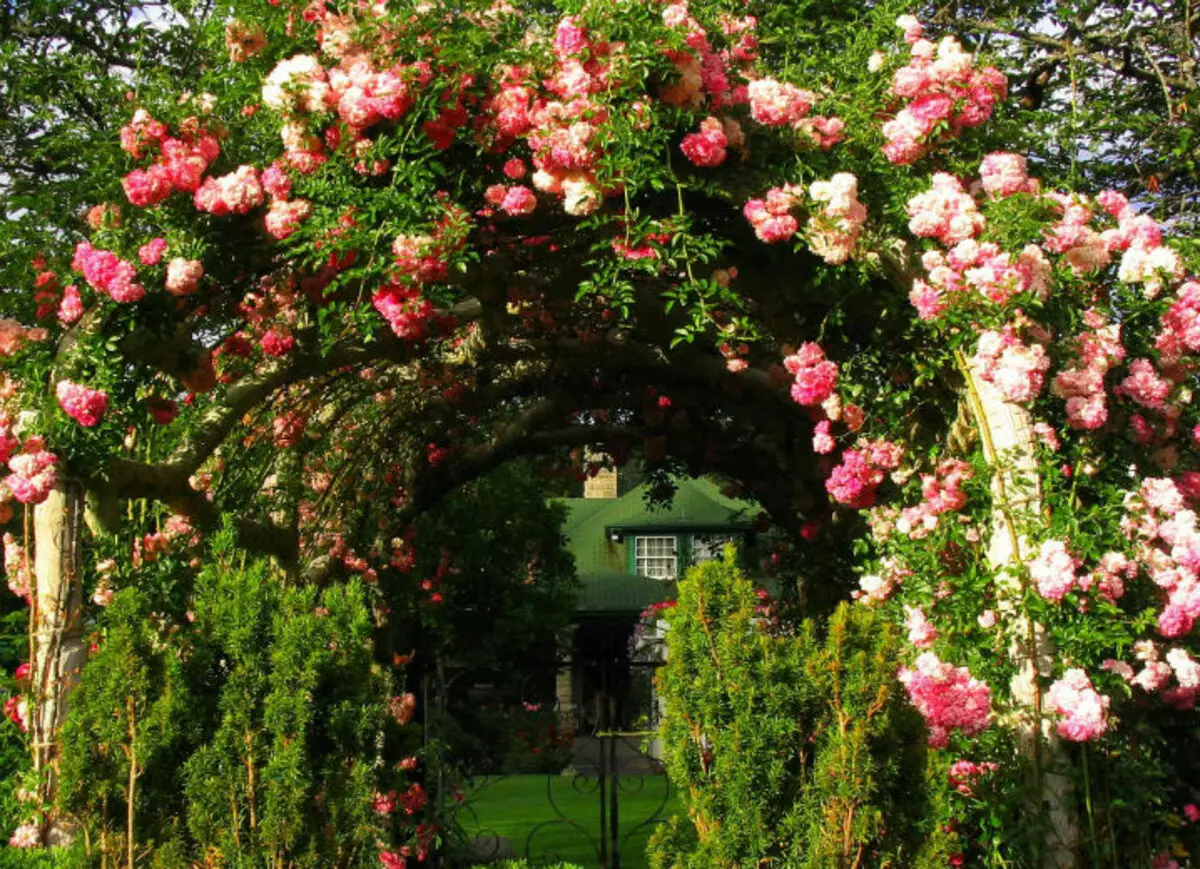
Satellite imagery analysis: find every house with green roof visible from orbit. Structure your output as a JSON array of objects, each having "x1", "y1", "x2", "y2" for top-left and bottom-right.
[{"x1": 551, "y1": 466, "x2": 765, "y2": 739}]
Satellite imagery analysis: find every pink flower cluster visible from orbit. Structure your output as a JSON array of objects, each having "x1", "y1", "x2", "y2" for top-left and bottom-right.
[
  {"x1": 658, "y1": 2, "x2": 757, "y2": 111},
  {"x1": 259, "y1": 327, "x2": 295, "y2": 358},
  {"x1": 743, "y1": 77, "x2": 843, "y2": 147},
  {"x1": 8, "y1": 821, "x2": 38, "y2": 848},
  {"x1": 391, "y1": 234, "x2": 446, "y2": 286},
  {"x1": 896, "y1": 459, "x2": 972, "y2": 538},
  {"x1": 71, "y1": 241, "x2": 145, "y2": 303},
  {"x1": 826, "y1": 450, "x2": 885, "y2": 509},
  {"x1": 329, "y1": 60, "x2": 418, "y2": 134},
  {"x1": 746, "y1": 77, "x2": 814, "y2": 126},
  {"x1": 1162, "y1": 647, "x2": 1200, "y2": 707},
  {"x1": 680, "y1": 116, "x2": 728, "y2": 167},
  {"x1": 273, "y1": 411, "x2": 307, "y2": 448},
  {"x1": 906, "y1": 173, "x2": 985, "y2": 245},
  {"x1": 806, "y1": 174, "x2": 866, "y2": 265},
  {"x1": 1108, "y1": 641, "x2": 1200, "y2": 708},
  {"x1": 1083, "y1": 552, "x2": 1136, "y2": 602},
  {"x1": 979, "y1": 152, "x2": 1037, "y2": 198},
  {"x1": 373, "y1": 283, "x2": 436, "y2": 341},
  {"x1": 1115, "y1": 483, "x2": 1200, "y2": 637},
  {"x1": 797, "y1": 115, "x2": 846, "y2": 150},
  {"x1": 971, "y1": 329, "x2": 1051, "y2": 404},
  {"x1": 194, "y1": 166, "x2": 265, "y2": 215},
  {"x1": 854, "y1": 558, "x2": 910, "y2": 603},
  {"x1": 56, "y1": 380, "x2": 109, "y2": 427},
  {"x1": 783, "y1": 342, "x2": 837, "y2": 406},
  {"x1": 58, "y1": 285, "x2": 83, "y2": 324},
  {"x1": 263, "y1": 54, "x2": 332, "y2": 115},
  {"x1": 1158, "y1": 280, "x2": 1200, "y2": 364},
  {"x1": 1151, "y1": 515, "x2": 1200, "y2": 638},
  {"x1": 165, "y1": 258, "x2": 204, "y2": 296},
  {"x1": 812, "y1": 419, "x2": 835, "y2": 454},
  {"x1": 509, "y1": 20, "x2": 624, "y2": 216},
  {"x1": 484, "y1": 183, "x2": 538, "y2": 216},
  {"x1": 4, "y1": 695, "x2": 28, "y2": 733},
  {"x1": 1117, "y1": 358, "x2": 1171, "y2": 410},
  {"x1": 7, "y1": 440, "x2": 58, "y2": 505},
  {"x1": 825, "y1": 440, "x2": 902, "y2": 510},
  {"x1": 904, "y1": 605, "x2": 938, "y2": 648},
  {"x1": 373, "y1": 790, "x2": 398, "y2": 816},
  {"x1": 4, "y1": 532, "x2": 29, "y2": 600},
  {"x1": 947, "y1": 759, "x2": 998, "y2": 796},
  {"x1": 910, "y1": 240, "x2": 1051, "y2": 320},
  {"x1": 0, "y1": 319, "x2": 36, "y2": 358},
  {"x1": 264, "y1": 198, "x2": 313, "y2": 241},
  {"x1": 1095, "y1": 191, "x2": 1183, "y2": 299},
  {"x1": 379, "y1": 850, "x2": 407, "y2": 869},
  {"x1": 120, "y1": 110, "x2": 221, "y2": 206},
  {"x1": 743, "y1": 185, "x2": 803, "y2": 243},
  {"x1": 1050, "y1": 311, "x2": 1126, "y2": 430},
  {"x1": 139, "y1": 237, "x2": 168, "y2": 266},
  {"x1": 898, "y1": 652, "x2": 993, "y2": 748},
  {"x1": 1029, "y1": 539, "x2": 1081, "y2": 602},
  {"x1": 264, "y1": 41, "x2": 427, "y2": 171},
  {"x1": 386, "y1": 203, "x2": 470, "y2": 288},
  {"x1": 1042, "y1": 197, "x2": 1110, "y2": 274},
  {"x1": 882, "y1": 22, "x2": 1007, "y2": 165},
  {"x1": 1046, "y1": 669, "x2": 1109, "y2": 742},
  {"x1": 119, "y1": 107, "x2": 168, "y2": 158}
]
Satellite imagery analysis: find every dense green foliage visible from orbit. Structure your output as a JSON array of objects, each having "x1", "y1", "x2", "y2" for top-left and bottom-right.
[
  {"x1": 391, "y1": 462, "x2": 579, "y2": 774},
  {"x1": 651, "y1": 552, "x2": 955, "y2": 868},
  {"x1": 57, "y1": 537, "x2": 398, "y2": 867}
]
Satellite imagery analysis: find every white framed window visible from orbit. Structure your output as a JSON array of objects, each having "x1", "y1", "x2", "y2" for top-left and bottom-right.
[
  {"x1": 690, "y1": 534, "x2": 734, "y2": 565},
  {"x1": 635, "y1": 536, "x2": 677, "y2": 580}
]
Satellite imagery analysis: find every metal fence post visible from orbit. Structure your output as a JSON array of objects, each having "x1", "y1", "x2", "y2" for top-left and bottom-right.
[
  {"x1": 599, "y1": 663, "x2": 609, "y2": 869},
  {"x1": 609, "y1": 694, "x2": 620, "y2": 869}
]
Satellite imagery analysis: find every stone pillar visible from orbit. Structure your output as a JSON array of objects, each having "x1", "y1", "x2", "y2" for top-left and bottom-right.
[
  {"x1": 647, "y1": 618, "x2": 668, "y2": 760},
  {"x1": 555, "y1": 626, "x2": 578, "y2": 736}
]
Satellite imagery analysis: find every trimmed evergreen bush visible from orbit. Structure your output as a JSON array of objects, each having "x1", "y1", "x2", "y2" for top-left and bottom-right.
[
  {"x1": 57, "y1": 537, "x2": 405, "y2": 867},
  {"x1": 649, "y1": 551, "x2": 957, "y2": 868}
]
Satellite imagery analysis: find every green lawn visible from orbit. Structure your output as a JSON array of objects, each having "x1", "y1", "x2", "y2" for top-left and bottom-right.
[{"x1": 456, "y1": 773, "x2": 682, "y2": 868}]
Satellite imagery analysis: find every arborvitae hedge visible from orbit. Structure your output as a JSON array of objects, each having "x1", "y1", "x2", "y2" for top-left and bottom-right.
[
  {"x1": 57, "y1": 542, "x2": 393, "y2": 868},
  {"x1": 650, "y1": 550, "x2": 958, "y2": 869}
]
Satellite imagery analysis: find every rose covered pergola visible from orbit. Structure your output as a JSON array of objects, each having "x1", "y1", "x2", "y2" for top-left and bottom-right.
[{"x1": 2, "y1": 1, "x2": 1199, "y2": 865}]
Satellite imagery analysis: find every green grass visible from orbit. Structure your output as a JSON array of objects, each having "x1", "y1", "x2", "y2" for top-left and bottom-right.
[{"x1": 456, "y1": 773, "x2": 682, "y2": 869}]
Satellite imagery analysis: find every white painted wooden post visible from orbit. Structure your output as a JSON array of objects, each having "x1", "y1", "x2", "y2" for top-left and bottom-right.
[
  {"x1": 31, "y1": 482, "x2": 87, "y2": 844},
  {"x1": 959, "y1": 353, "x2": 1078, "y2": 868}
]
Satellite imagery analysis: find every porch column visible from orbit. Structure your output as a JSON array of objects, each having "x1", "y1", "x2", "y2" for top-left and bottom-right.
[{"x1": 555, "y1": 625, "x2": 578, "y2": 735}]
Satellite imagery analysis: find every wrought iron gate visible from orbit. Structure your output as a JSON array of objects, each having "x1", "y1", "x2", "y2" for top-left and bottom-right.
[{"x1": 428, "y1": 656, "x2": 672, "y2": 869}]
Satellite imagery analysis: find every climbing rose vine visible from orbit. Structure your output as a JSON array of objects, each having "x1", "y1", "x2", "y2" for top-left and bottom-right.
[{"x1": 1, "y1": 0, "x2": 1199, "y2": 865}]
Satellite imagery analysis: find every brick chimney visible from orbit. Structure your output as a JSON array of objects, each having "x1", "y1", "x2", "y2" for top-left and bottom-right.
[{"x1": 583, "y1": 450, "x2": 618, "y2": 498}]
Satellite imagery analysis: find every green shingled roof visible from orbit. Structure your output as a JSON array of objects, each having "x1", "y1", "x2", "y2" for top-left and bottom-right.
[
  {"x1": 575, "y1": 570, "x2": 674, "y2": 614},
  {"x1": 555, "y1": 477, "x2": 759, "y2": 615}
]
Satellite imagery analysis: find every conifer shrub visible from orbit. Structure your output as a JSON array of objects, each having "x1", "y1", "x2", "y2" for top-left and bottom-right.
[
  {"x1": 649, "y1": 551, "x2": 957, "y2": 868},
  {"x1": 56, "y1": 530, "x2": 423, "y2": 868}
]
